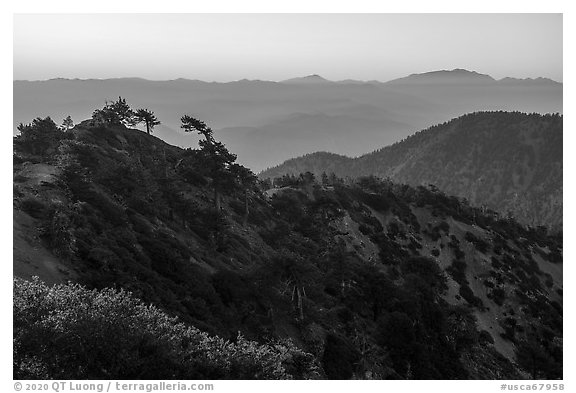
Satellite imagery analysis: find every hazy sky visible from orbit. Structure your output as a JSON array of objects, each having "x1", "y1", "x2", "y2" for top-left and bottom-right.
[{"x1": 13, "y1": 13, "x2": 563, "y2": 82}]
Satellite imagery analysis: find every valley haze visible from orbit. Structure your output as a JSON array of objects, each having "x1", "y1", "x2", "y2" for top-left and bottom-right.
[{"x1": 13, "y1": 69, "x2": 562, "y2": 172}]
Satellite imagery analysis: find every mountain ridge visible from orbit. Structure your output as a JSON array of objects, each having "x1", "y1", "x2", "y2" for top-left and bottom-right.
[
  {"x1": 259, "y1": 111, "x2": 563, "y2": 230},
  {"x1": 385, "y1": 69, "x2": 496, "y2": 85},
  {"x1": 14, "y1": 69, "x2": 562, "y2": 173},
  {"x1": 13, "y1": 112, "x2": 562, "y2": 379},
  {"x1": 14, "y1": 69, "x2": 563, "y2": 85}
]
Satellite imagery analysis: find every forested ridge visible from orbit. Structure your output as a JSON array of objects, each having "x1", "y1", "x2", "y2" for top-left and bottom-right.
[
  {"x1": 260, "y1": 112, "x2": 563, "y2": 230},
  {"x1": 13, "y1": 100, "x2": 562, "y2": 379}
]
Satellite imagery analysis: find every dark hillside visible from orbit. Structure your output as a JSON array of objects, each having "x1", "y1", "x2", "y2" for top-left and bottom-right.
[
  {"x1": 13, "y1": 111, "x2": 562, "y2": 380},
  {"x1": 261, "y1": 112, "x2": 562, "y2": 230}
]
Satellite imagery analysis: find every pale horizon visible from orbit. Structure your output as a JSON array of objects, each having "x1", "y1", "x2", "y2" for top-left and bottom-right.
[
  {"x1": 12, "y1": 68, "x2": 564, "y2": 84},
  {"x1": 14, "y1": 14, "x2": 563, "y2": 82}
]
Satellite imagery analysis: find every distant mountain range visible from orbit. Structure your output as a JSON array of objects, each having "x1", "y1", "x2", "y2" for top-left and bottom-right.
[
  {"x1": 281, "y1": 74, "x2": 334, "y2": 84},
  {"x1": 280, "y1": 69, "x2": 561, "y2": 86},
  {"x1": 14, "y1": 69, "x2": 562, "y2": 171},
  {"x1": 385, "y1": 69, "x2": 498, "y2": 85},
  {"x1": 260, "y1": 112, "x2": 563, "y2": 230},
  {"x1": 278, "y1": 69, "x2": 561, "y2": 86}
]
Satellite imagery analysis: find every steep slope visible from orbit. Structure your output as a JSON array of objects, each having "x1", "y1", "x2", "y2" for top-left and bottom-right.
[
  {"x1": 260, "y1": 112, "x2": 563, "y2": 229},
  {"x1": 13, "y1": 162, "x2": 78, "y2": 284},
  {"x1": 14, "y1": 117, "x2": 562, "y2": 379}
]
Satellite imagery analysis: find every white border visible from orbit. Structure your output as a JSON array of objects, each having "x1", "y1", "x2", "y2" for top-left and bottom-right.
[{"x1": 3, "y1": 2, "x2": 572, "y2": 390}]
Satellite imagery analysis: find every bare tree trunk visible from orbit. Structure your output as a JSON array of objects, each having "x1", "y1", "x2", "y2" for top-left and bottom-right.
[
  {"x1": 243, "y1": 189, "x2": 249, "y2": 226},
  {"x1": 292, "y1": 286, "x2": 305, "y2": 320},
  {"x1": 298, "y1": 288, "x2": 304, "y2": 320}
]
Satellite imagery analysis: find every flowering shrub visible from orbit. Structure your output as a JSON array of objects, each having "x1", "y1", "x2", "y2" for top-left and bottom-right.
[{"x1": 13, "y1": 277, "x2": 319, "y2": 380}]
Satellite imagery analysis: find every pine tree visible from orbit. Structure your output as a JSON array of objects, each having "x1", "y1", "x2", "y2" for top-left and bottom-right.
[
  {"x1": 180, "y1": 115, "x2": 213, "y2": 141},
  {"x1": 180, "y1": 115, "x2": 236, "y2": 211},
  {"x1": 230, "y1": 163, "x2": 258, "y2": 225},
  {"x1": 108, "y1": 96, "x2": 135, "y2": 126},
  {"x1": 134, "y1": 109, "x2": 160, "y2": 134},
  {"x1": 61, "y1": 115, "x2": 74, "y2": 131},
  {"x1": 92, "y1": 96, "x2": 135, "y2": 127}
]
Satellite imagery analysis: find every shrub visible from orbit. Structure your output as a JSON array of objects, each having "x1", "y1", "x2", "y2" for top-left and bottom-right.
[
  {"x1": 401, "y1": 256, "x2": 447, "y2": 292},
  {"x1": 445, "y1": 306, "x2": 479, "y2": 351},
  {"x1": 548, "y1": 248, "x2": 562, "y2": 264},
  {"x1": 491, "y1": 288, "x2": 506, "y2": 306},
  {"x1": 426, "y1": 229, "x2": 442, "y2": 242},
  {"x1": 447, "y1": 259, "x2": 468, "y2": 285},
  {"x1": 454, "y1": 248, "x2": 466, "y2": 259},
  {"x1": 388, "y1": 221, "x2": 401, "y2": 237},
  {"x1": 437, "y1": 221, "x2": 450, "y2": 233},
  {"x1": 370, "y1": 233, "x2": 409, "y2": 265},
  {"x1": 358, "y1": 224, "x2": 373, "y2": 236},
  {"x1": 459, "y1": 284, "x2": 484, "y2": 309},
  {"x1": 482, "y1": 280, "x2": 495, "y2": 289},
  {"x1": 14, "y1": 277, "x2": 319, "y2": 380},
  {"x1": 490, "y1": 256, "x2": 502, "y2": 269},
  {"x1": 464, "y1": 231, "x2": 489, "y2": 253},
  {"x1": 479, "y1": 330, "x2": 495, "y2": 345}
]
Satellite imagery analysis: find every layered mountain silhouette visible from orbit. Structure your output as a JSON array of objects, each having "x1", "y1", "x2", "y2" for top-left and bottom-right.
[
  {"x1": 260, "y1": 112, "x2": 563, "y2": 230},
  {"x1": 14, "y1": 69, "x2": 562, "y2": 171}
]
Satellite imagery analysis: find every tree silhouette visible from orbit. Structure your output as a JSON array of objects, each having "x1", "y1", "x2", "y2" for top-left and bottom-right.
[
  {"x1": 61, "y1": 115, "x2": 74, "y2": 131},
  {"x1": 15, "y1": 117, "x2": 66, "y2": 156},
  {"x1": 180, "y1": 115, "x2": 236, "y2": 211},
  {"x1": 134, "y1": 109, "x2": 160, "y2": 134},
  {"x1": 181, "y1": 115, "x2": 213, "y2": 141},
  {"x1": 92, "y1": 96, "x2": 135, "y2": 127},
  {"x1": 108, "y1": 96, "x2": 135, "y2": 126},
  {"x1": 229, "y1": 163, "x2": 258, "y2": 225}
]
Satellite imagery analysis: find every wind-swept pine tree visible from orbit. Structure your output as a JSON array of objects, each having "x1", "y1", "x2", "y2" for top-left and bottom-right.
[
  {"x1": 180, "y1": 115, "x2": 213, "y2": 141},
  {"x1": 180, "y1": 115, "x2": 236, "y2": 211}
]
